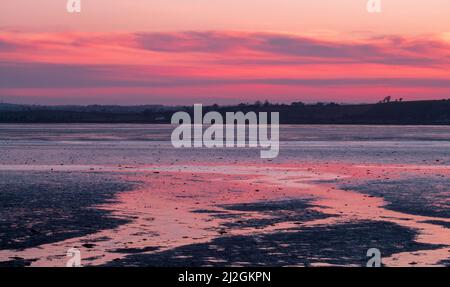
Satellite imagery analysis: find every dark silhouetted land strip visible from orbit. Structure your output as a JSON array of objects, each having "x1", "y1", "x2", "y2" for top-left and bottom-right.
[{"x1": 1, "y1": 99, "x2": 450, "y2": 124}]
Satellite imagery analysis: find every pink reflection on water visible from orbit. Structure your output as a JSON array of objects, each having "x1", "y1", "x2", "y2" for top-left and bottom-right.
[{"x1": 0, "y1": 163, "x2": 449, "y2": 266}]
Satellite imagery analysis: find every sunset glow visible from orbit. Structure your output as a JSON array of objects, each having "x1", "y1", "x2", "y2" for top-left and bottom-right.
[{"x1": 1, "y1": 1, "x2": 450, "y2": 104}]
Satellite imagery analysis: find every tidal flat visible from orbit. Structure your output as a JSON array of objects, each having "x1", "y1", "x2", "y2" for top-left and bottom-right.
[{"x1": 0, "y1": 124, "x2": 449, "y2": 267}]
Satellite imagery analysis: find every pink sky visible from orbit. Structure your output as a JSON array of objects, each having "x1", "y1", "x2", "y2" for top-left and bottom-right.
[{"x1": 1, "y1": 1, "x2": 450, "y2": 105}]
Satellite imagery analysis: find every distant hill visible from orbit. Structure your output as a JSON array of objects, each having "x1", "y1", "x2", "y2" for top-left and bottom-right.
[{"x1": 0, "y1": 100, "x2": 450, "y2": 125}]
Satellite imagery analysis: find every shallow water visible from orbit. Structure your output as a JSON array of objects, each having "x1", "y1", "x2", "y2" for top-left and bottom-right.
[
  {"x1": 1, "y1": 124, "x2": 450, "y2": 141},
  {"x1": 0, "y1": 124, "x2": 449, "y2": 166},
  {"x1": 1, "y1": 124, "x2": 450, "y2": 267}
]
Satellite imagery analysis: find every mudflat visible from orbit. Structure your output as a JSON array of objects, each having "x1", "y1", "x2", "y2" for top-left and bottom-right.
[{"x1": 0, "y1": 124, "x2": 449, "y2": 267}]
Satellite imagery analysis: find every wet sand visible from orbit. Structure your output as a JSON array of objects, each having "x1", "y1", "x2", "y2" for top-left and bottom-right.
[
  {"x1": 1, "y1": 162, "x2": 450, "y2": 267},
  {"x1": 1, "y1": 124, "x2": 450, "y2": 267}
]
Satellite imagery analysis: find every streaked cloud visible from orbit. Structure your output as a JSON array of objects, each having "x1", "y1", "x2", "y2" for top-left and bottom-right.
[{"x1": 1, "y1": 30, "x2": 450, "y2": 104}]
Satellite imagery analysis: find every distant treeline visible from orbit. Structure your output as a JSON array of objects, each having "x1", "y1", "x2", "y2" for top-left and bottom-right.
[{"x1": 1, "y1": 99, "x2": 450, "y2": 125}]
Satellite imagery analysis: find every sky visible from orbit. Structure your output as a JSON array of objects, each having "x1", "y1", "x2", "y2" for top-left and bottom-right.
[{"x1": 1, "y1": 0, "x2": 450, "y2": 105}]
